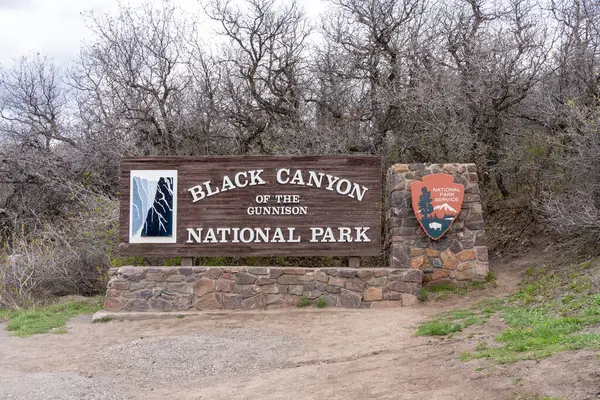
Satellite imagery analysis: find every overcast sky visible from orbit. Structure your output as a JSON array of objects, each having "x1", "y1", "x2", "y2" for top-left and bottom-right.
[{"x1": 0, "y1": 0, "x2": 325, "y2": 68}]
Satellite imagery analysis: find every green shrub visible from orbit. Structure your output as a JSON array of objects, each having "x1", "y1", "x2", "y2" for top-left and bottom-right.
[
  {"x1": 297, "y1": 296, "x2": 311, "y2": 308},
  {"x1": 316, "y1": 296, "x2": 328, "y2": 308}
]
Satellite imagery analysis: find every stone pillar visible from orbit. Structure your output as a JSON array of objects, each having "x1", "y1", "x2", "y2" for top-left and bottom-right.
[{"x1": 386, "y1": 163, "x2": 489, "y2": 285}]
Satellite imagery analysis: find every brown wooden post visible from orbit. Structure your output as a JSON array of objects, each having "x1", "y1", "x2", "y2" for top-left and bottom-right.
[
  {"x1": 181, "y1": 257, "x2": 193, "y2": 266},
  {"x1": 349, "y1": 257, "x2": 360, "y2": 268}
]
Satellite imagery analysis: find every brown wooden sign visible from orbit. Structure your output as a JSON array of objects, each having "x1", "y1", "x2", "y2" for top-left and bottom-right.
[{"x1": 119, "y1": 156, "x2": 382, "y2": 257}]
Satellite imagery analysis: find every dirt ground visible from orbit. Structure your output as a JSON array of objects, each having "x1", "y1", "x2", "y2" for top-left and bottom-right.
[{"x1": 1, "y1": 260, "x2": 599, "y2": 400}]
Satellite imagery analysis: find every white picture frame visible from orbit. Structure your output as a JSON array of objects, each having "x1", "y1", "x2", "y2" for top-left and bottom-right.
[{"x1": 129, "y1": 170, "x2": 178, "y2": 243}]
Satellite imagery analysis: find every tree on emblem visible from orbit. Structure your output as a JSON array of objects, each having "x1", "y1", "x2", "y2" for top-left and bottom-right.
[{"x1": 418, "y1": 187, "x2": 434, "y2": 221}]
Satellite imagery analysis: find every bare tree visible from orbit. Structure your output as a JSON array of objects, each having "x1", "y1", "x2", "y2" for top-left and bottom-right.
[
  {"x1": 206, "y1": 0, "x2": 312, "y2": 154},
  {"x1": 532, "y1": 0, "x2": 600, "y2": 244},
  {"x1": 72, "y1": 0, "x2": 199, "y2": 156},
  {"x1": 0, "y1": 54, "x2": 74, "y2": 150},
  {"x1": 316, "y1": 0, "x2": 429, "y2": 156},
  {"x1": 441, "y1": 0, "x2": 550, "y2": 196},
  {"x1": 550, "y1": 0, "x2": 600, "y2": 106},
  {"x1": 0, "y1": 55, "x2": 80, "y2": 229}
]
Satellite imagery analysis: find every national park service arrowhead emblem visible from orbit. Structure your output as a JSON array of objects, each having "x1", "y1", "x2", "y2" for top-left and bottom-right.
[{"x1": 410, "y1": 174, "x2": 464, "y2": 240}]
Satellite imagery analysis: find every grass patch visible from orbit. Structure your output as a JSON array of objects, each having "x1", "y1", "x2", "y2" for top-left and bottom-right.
[
  {"x1": 417, "y1": 259, "x2": 600, "y2": 363},
  {"x1": 417, "y1": 301, "x2": 502, "y2": 336},
  {"x1": 429, "y1": 282, "x2": 468, "y2": 296},
  {"x1": 0, "y1": 309, "x2": 12, "y2": 322},
  {"x1": 485, "y1": 271, "x2": 496, "y2": 283},
  {"x1": 420, "y1": 281, "x2": 490, "y2": 301},
  {"x1": 3, "y1": 296, "x2": 104, "y2": 337}
]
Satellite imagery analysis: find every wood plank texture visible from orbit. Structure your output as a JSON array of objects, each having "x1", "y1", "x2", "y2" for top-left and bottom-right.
[{"x1": 120, "y1": 156, "x2": 382, "y2": 257}]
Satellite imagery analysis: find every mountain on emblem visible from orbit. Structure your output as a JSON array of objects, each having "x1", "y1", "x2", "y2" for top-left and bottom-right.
[
  {"x1": 434, "y1": 203, "x2": 457, "y2": 213},
  {"x1": 410, "y1": 174, "x2": 465, "y2": 240}
]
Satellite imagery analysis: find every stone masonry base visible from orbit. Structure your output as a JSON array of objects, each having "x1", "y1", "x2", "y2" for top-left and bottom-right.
[{"x1": 104, "y1": 266, "x2": 424, "y2": 312}]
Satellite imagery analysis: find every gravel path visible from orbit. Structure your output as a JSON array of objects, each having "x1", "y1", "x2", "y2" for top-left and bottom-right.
[
  {"x1": 101, "y1": 328, "x2": 304, "y2": 384},
  {"x1": 0, "y1": 372, "x2": 126, "y2": 400}
]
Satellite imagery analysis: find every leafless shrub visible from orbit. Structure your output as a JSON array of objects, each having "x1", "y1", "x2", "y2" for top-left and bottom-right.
[
  {"x1": 0, "y1": 187, "x2": 118, "y2": 307},
  {"x1": 535, "y1": 101, "x2": 600, "y2": 249},
  {"x1": 541, "y1": 191, "x2": 600, "y2": 237}
]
